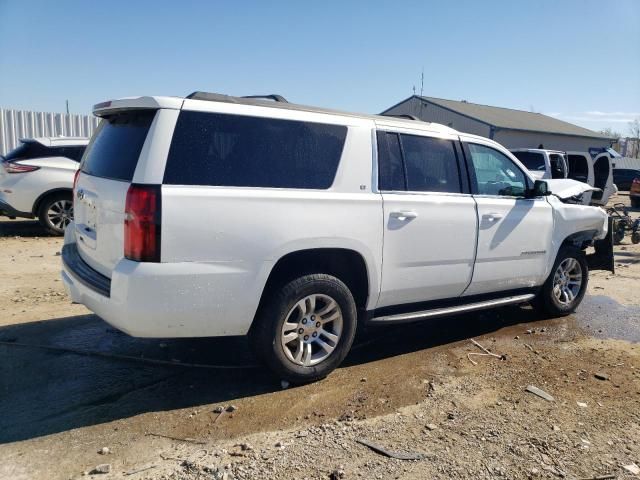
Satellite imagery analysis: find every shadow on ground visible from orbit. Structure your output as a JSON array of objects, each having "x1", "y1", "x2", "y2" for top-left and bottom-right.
[
  {"x1": 0, "y1": 219, "x2": 51, "y2": 238},
  {"x1": 0, "y1": 304, "x2": 550, "y2": 444}
]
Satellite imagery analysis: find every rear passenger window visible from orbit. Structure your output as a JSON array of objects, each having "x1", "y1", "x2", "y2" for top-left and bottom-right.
[
  {"x1": 400, "y1": 134, "x2": 461, "y2": 193},
  {"x1": 81, "y1": 110, "x2": 156, "y2": 181},
  {"x1": 163, "y1": 111, "x2": 347, "y2": 189},
  {"x1": 377, "y1": 132, "x2": 405, "y2": 191}
]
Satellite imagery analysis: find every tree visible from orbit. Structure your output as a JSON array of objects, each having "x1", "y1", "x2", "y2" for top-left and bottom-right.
[
  {"x1": 599, "y1": 127, "x2": 622, "y2": 139},
  {"x1": 629, "y1": 119, "x2": 640, "y2": 159}
]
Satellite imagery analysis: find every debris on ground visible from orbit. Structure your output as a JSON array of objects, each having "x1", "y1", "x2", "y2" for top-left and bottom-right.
[
  {"x1": 90, "y1": 464, "x2": 111, "y2": 474},
  {"x1": 623, "y1": 463, "x2": 640, "y2": 475},
  {"x1": 356, "y1": 439, "x2": 425, "y2": 460},
  {"x1": 330, "y1": 466, "x2": 346, "y2": 479},
  {"x1": 525, "y1": 385, "x2": 555, "y2": 402},
  {"x1": 213, "y1": 406, "x2": 224, "y2": 413},
  {"x1": 594, "y1": 372, "x2": 609, "y2": 381},
  {"x1": 98, "y1": 447, "x2": 110, "y2": 455},
  {"x1": 467, "y1": 338, "x2": 507, "y2": 365},
  {"x1": 577, "y1": 401, "x2": 588, "y2": 408},
  {"x1": 226, "y1": 405, "x2": 238, "y2": 412}
]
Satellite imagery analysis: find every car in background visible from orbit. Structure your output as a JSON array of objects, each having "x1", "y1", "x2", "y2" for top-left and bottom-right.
[
  {"x1": 613, "y1": 168, "x2": 640, "y2": 191},
  {"x1": 0, "y1": 137, "x2": 88, "y2": 234},
  {"x1": 511, "y1": 149, "x2": 568, "y2": 180},
  {"x1": 630, "y1": 178, "x2": 640, "y2": 208}
]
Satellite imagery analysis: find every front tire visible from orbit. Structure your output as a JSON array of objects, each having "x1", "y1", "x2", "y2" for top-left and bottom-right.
[
  {"x1": 250, "y1": 274, "x2": 357, "y2": 384},
  {"x1": 38, "y1": 192, "x2": 73, "y2": 235},
  {"x1": 532, "y1": 246, "x2": 588, "y2": 317}
]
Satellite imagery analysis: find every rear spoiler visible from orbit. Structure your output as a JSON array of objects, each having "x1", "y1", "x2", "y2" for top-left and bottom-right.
[{"x1": 92, "y1": 96, "x2": 183, "y2": 117}]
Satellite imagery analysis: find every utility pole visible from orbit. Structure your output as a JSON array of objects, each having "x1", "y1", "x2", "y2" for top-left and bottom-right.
[{"x1": 65, "y1": 100, "x2": 69, "y2": 115}]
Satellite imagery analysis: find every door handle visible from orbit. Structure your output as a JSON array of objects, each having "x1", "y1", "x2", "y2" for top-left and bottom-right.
[
  {"x1": 483, "y1": 213, "x2": 503, "y2": 222},
  {"x1": 390, "y1": 211, "x2": 418, "y2": 221}
]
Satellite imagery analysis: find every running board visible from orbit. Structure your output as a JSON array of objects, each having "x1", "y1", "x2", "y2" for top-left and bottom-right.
[{"x1": 371, "y1": 293, "x2": 536, "y2": 324}]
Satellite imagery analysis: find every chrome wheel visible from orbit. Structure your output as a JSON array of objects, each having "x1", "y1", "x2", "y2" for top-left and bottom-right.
[
  {"x1": 552, "y1": 257, "x2": 582, "y2": 306},
  {"x1": 47, "y1": 200, "x2": 73, "y2": 230},
  {"x1": 280, "y1": 294, "x2": 343, "y2": 367}
]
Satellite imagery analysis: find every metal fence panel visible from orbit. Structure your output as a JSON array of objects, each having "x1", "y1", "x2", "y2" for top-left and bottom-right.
[{"x1": 0, "y1": 108, "x2": 100, "y2": 156}]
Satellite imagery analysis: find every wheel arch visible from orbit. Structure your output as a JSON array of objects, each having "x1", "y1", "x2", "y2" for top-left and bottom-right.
[
  {"x1": 253, "y1": 247, "x2": 371, "y2": 327},
  {"x1": 32, "y1": 188, "x2": 73, "y2": 215}
]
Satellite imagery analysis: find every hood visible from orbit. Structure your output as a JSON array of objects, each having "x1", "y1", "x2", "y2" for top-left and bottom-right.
[{"x1": 545, "y1": 179, "x2": 600, "y2": 200}]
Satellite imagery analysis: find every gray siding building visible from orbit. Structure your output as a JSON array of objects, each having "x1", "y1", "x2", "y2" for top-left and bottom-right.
[{"x1": 382, "y1": 96, "x2": 613, "y2": 151}]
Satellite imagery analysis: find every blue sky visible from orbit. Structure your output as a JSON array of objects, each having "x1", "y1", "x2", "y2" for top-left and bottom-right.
[{"x1": 0, "y1": 0, "x2": 638, "y2": 134}]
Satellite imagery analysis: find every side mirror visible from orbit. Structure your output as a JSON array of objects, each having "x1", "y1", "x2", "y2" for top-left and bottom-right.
[{"x1": 526, "y1": 180, "x2": 551, "y2": 198}]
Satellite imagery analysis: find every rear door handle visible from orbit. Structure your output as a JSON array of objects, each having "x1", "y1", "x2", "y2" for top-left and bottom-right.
[{"x1": 390, "y1": 211, "x2": 418, "y2": 221}]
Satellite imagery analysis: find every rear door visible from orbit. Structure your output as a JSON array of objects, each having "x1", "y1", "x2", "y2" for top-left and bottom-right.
[
  {"x1": 567, "y1": 152, "x2": 595, "y2": 204},
  {"x1": 463, "y1": 140, "x2": 553, "y2": 295},
  {"x1": 591, "y1": 153, "x2": 615, "y2": 205},
  {"x1": 377, "y1": 129, "x2": 478, "y2": 308},
  {"x1": 74, "y1": 110, "x2": 158, "y2": 276}
]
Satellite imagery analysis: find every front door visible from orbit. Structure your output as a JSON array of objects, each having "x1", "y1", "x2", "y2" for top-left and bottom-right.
[
  {"x1": 463, "y1": 141, "x2": 553, "y2": 296},
  {"x1": 376, "y1": 130, "x2": 477, "y2": 308}
]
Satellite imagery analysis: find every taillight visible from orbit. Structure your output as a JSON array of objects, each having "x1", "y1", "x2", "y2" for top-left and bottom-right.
[
  {"x1": 3, "y1": 160, "x2": 40, "y2": 174},
  {"x1": 73, "y1": 169, "x2": 80, "y2": 192},
  {"x1": 124, "y1": 184, "x2": 161, "y2": 262}
]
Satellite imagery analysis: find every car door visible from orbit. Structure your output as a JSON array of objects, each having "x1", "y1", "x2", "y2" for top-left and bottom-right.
[
  {"x1": 462, "y1": 140, "x2": 553, "y2": 296},
  {"x1": 591, "y1": 153, "x2": 615, "y2": 204},
  {"x1": 567, "y1": 152, "x2": 595, "y2": 204},
  {"x1": 376, "y1": 129, "x2": 478, "y2": 308}
]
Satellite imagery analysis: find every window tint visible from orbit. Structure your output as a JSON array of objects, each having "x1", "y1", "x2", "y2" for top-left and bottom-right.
[
  {"x1": 512, "y1": 151, "x2": 545, "y2": 170},
  {"x1": 3, "y1": 142, "x2": 52, "y2": 161},
  {"x1": 54, "y1": 146, "x2": 86, "y2": 162},
  {"x1": 377, "y1": 132, "x2": 405, "y2": 190},
  {"x1": 567, "y1": 154, "x2": 589, "y2": 182},
  {"x1": 400, "y1": 134, "x2": 461, "y2": 193},
  {"x1": 468, "y1": 144, "x2": 527, "y2": 197},
  {"x1": 163, "y1": 111, "x2": 347, "y2": 189},
  {"x1": 549, "y1": 154, "x2": 566, "y2": 179},
  {"x1": 81, "y1": 110, "x2": 155, "y2": 181}
]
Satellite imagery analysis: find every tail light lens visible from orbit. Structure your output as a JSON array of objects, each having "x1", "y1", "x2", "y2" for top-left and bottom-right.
[
  {"x1": 73, "y1": 169, "x2": 80, "y2": 192},
  {"x1": 124, "y1": 184, "x2": 161, "y2": 262},
  {"x1": 3, "y1": 160, "x2": 40, "y2": 173}
]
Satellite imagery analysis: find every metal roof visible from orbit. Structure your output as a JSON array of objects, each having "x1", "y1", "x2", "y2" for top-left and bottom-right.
[{"x1": 384, "y1": 96, "x2": 612, "y2": 140}]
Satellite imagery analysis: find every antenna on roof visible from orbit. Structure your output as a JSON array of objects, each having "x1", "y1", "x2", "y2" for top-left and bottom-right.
[{"x1": 420, "y1": 68, "x2": 424, "y2": 97}]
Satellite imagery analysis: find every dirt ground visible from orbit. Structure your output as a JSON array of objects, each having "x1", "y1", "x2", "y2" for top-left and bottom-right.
[{"x1": 0, "y1": 193, "x2": 639, "y2": 480}]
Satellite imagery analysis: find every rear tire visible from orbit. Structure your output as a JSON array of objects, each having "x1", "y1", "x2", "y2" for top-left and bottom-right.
[
  {"x1": 37, "y1": 192, "x2": 73, "y2": 235},
  {"x1": 532, "y1": 246, "x2": 588, "y2": 317},
  {"x1": 249, "y1": 274, "x2": 357, "y2": 384},
  {"x1": 631, "y1": 197, "x2": 640, "y2": 209}
]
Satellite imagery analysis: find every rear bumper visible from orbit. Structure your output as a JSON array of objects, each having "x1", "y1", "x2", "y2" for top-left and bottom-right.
[{"x1": 60, "y1": 236, "x2": 262, "y2": 338}]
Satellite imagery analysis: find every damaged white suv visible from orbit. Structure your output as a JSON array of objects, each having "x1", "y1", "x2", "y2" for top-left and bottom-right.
[{"x1": 61, "y1": 92, "x2": 612, "y2": 383}]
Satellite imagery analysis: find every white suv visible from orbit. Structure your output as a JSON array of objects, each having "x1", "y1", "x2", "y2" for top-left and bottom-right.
[
  {"x1": 0, "y1": 137, "x2": 88, "y2": 234},
  {"x1": 61, "y1": 93, "x2": 612, "y2": 383}
]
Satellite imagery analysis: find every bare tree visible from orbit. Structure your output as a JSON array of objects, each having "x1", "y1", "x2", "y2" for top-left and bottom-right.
[
  {"x1": 600, "y1": 127, "x2": 622, "y2": 139},
  {"x1": 629, "y1": 118, "x2": 640, "y2": 158}
]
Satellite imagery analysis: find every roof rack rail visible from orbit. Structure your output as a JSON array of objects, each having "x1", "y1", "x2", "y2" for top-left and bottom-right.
[
  {"x1": 381, "y1": 113, "x2": 422, "y2": 121},
  {"x1": 241, "y1": 94, "x2": 288, "y2": 103},
  {"x1": 185, "y1": 91, "x2": 289, "y2": 104}
]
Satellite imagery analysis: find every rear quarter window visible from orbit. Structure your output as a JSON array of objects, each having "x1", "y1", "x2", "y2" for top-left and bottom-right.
[
  {"x1": 81, "y1": 110, "x2": 155, "y2": 181},
  {"x1": 163, "y1": 111, "x2": 347, "y2": 189}
]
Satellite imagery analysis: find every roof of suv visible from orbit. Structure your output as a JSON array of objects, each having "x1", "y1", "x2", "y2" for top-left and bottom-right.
[
  {"x1": 92, "y1": 92, "x2": 459, "y2": 136},
  {"x1": 511, "y1": 148, "x2": 566, "y2": 154},
  {"x1": 20, "y1": 137, "x2": 89, "y2": 147}
]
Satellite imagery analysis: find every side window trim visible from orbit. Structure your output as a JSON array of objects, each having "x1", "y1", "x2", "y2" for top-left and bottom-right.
[{"x1": 462, "y1": 141, "x2": 533, "y2": 198}]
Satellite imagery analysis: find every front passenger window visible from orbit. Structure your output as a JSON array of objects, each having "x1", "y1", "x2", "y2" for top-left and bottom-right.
[{"x1": 468, "y1": 144, "x2": 527, "y2": 197}]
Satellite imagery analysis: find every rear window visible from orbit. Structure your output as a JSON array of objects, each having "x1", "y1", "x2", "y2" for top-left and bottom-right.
[
  {"x1": 163, "y1": 111, "x2": 347, "y2": 189},
  {"x1": 3, "y1": 141, "x2": 52, "y2": 161},
  {"x1": 512, "y1": 151, "x2": 545, "y2": 171},
  {"x1": 81, "y1": 110, "x2": 156, "y2": 181}
]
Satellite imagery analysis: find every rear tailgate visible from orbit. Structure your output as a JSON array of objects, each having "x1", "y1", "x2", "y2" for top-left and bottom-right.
[{"x1": 74, "y1": 110, "x2": 157, "y2": 277}]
